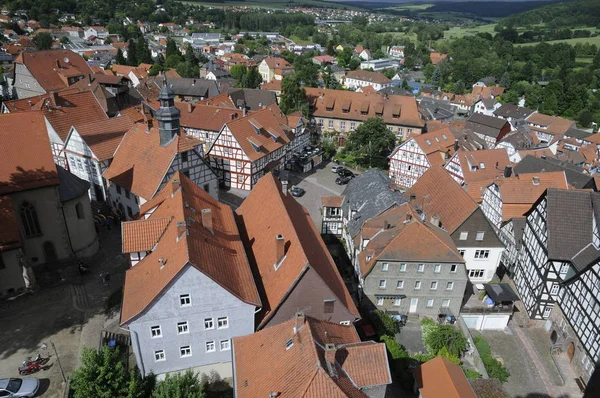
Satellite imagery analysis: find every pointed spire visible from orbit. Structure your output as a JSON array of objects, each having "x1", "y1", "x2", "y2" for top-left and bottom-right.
[{"x1": 155, "y1": 74, "x2": 180, "y2": 147}]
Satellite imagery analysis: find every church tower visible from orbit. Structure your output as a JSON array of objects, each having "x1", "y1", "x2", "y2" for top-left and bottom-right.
[{"x1": 155, "y1": 76, "x2": 181, "y2": 147}]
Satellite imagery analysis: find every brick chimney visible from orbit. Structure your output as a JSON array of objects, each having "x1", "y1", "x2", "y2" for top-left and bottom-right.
[
  {"x1": 49, "y1": 91, "x2": 58, "y2": 108},
  {"x1": 324, "y1": 343, "x2": 338, "y2": 377},
  {"x1": 430, "y1": 214, "x2": 440, "y2": 227},
  {"x1": 171, "y1": 178, "x2": 180, "y2": 193},
  {"x1": 176, "y1": 221, "x2": 187, "y2": 241},
  {"x1": 187, "y1": 102, "x2": 194, "y2": 113},
  {"x1": 201, "y1": 209, "x2": 213, "y2": 234},
  {"x1": 275, "y1": 234, "x2": 285, "y2": 263},
  {"x1": 294, "y1": 311, "x2": 305, "y2": 333},
  {"x1": 404, "y1": 212, "x2": 412, "y2": 224}
]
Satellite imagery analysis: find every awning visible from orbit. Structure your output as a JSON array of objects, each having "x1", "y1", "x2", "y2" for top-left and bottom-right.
[{"x1": 484, "y1": 283, "x2": 520, "y2": 302}]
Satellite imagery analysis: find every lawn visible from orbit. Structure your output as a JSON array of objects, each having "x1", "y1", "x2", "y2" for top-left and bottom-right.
[
  {"x1": 516, "y1": 36, "x2": 600, "y2": 47},
  {"x1": 289, "y1": 35, "x2": 313, "y2": 45},
  {"x1": 378, "y1": 31, "x2": 419, "y2": 42},
  {"x1": 383, "y1": 3, "x2": 434, "y2": 11},
  {"x1": 179, "y1": 0, "x2": 362, "y2": 9},
  {"x1": 444, "y1": 23, "x2": 497, "y2": 39}
]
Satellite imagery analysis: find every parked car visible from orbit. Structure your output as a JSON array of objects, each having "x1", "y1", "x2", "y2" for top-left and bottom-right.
[
  {"x1": 336, "y1": 176, "x2": 353, "y2": 185},
  {"x1": 337, "y1": 168, "x2": 354, "y2": 178},
  {"x1": 331, "y1": 165, "x2": 343, "y2": 173},
  {"x1": 290, "y1": 186, "x2": 305, "y2": 197},
  {"x1": 0, "y1": 378, "x2": 40, "y2": 397}
]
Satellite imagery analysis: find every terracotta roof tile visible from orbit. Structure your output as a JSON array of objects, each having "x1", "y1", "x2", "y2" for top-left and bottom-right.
[
  {"x1": 73, "y1": 115, "x2": 135, "y2": 161},
  {"x1": 15, "y1": 50, "x2": 92, "y2": 92},
  {"x1": 0, "y1": 196, "x2": 21, "y2": 251},
  {"x1": 429, "y1": 51, "x2": 447, "y2": 65},
  {"x1": 526, "y1": 113, "x2": 575, "y2": 137},
  {"x1": 406, "y1": 166, "x2": 478, "y2": 233},
  {"x1": 321, "y1": 195, "x2": 345, "y2": 207},
  {"x1": 236, "y1": 174, "x2": 360, "y2": 328},
  {"x1": 233, "y1": 315, "x2": 390, "y2": 398},
  {"x1": 306, "y1": 88, "x2": 424, "y2": 129},
  {"x1": 103, "y1": 124, "x2": 202, "y2": 200},
  {"x1": 414, "y1": 356, "x2": 476, "y2": 398},
  {"x1": 178, "y1": 103, "x2": 244, "y2": 132},
  {"x1": 346, "y1": 70, "x2": 391, "y2": 85},
  {"x1": 121, "y1": 173, "x2": 260, "y2": 324},
  {"x1": 454, "y1": 149, "x2": 511, "y2": 202},
  {"x1": 262, "y1": 56, "x2": 293, "y2": 70},
  {"x1": 0, "y1": 112, "x2": 59, "y2": 195},
  {"x1": 121, "y1": 217, "x2": 171, "y2": 253},
  {"x1": 198, "y1": 92, "x2": 236, "y2": 108}
]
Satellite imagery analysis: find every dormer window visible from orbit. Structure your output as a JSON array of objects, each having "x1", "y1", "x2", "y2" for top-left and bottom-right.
[
  {"x1": 425, "y1": 139, "x2": 431, "y2": 146},
  {"x1": 479, "y1": 163, "x2": 486, "y2": 169}
]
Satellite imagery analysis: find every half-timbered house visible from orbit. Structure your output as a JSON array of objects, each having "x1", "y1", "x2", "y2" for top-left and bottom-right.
[{"x1": 103, "y1": 79, "x2": 219, "y2": 219}]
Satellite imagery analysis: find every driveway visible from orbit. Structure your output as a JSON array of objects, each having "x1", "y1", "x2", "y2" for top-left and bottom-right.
[{"x1": 0, "y1": 228, "x2": 128, "y2": 397}]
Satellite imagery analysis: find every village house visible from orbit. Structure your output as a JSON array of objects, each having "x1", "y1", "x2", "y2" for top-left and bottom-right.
[
  {"x1": 120, "y1": 173, "x2": 261, "y2": 379},
  {"x1": 344, "y1": 70, "x2": 392, "y2": 92},
  {"x1": 306, "y1": 88, "x2": 424, "y2": 143},
  {"x1": 236, "y1": 174, "x2": 360, "y2": 329},
  {"x1": 84, "y1": 26, "x2": 108, "y2": 40},
  {"x1": 472, "y1": 85, "x2": 504, "y2": 99},
  {"x1": 359, "y1": 58, "x2": 400, "y2": 71},
  {"x1": 514, "y1": 154, "x2": 595, "y2": 190},
  {"x1": 525, "y1": 112, "x2": 575, "y2": 143},
  {"x1": 199, "y1": 88, "x2": 277, "y2": 112},
  {"x1": 69, "y1": 73, "x2": 136, "y2": 116},
  {"x1": 206, "y1": 104, "x2": 306, "y2": 191},
  {"x1": 388, "y1": 45, "x2": 405, "y2": 58},
  {"x1": 481, "y1": 170, "x2": 569, "y2": 274},
  {"x1": 321, "y1": 195, "x2": 345, "y2": 236},
  {"x1": 389, "y1": 127, "x2": 456, "y2": 189},
  {"x1": 0, "y1": 112, "x2": 98, "y2": 291},
  {"x1": 465, "y1": 113, "x2": 511, "y2": 147},
  {"x1": 258, "y1": 57, "x2": 294, "y2": 82},
  {"x1": 444, "y1": 148, "x2": 511, "y2": 202},
  {"x1": 13, "y1": 49, "x2": 92, "y2": 98},
  {"x1": 494, "y1": 128, "x2": 537, "y2": 158},
  {"x1": 512, "y1": 189, "x2": 600, "y2": 384},
  {"x1": 2, "y1": 90, "x2": 109, "y2": 169},
  {"x1": 233, "y1": 313, "x2": 391, "y2": 398},
  {"x1": 62, "y1": 116, "x2": 135, "y2": 202},
  {"x1": 414, "y1": 356, "x2": 477, "y2": 398},
  {"x1": 472, "y1": 97, "x2": 501, "y2": 117},
  {"x1": 357, "y1": 203, "x2": 468, "y2": 317},
  {"x1": 103, "y1": 80, "x2": 219, "y2": 219},
  {"x1": 407, "y1": 166, "x2": 504, "y2": 285},
  {"x1": 493, "y1": 104, "x2": 535, "y2": 130}
]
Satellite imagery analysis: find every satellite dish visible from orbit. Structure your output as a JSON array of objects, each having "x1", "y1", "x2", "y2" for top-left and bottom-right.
[{"x1": 63, "y1": 57, "x2": 69, "y2": 63}]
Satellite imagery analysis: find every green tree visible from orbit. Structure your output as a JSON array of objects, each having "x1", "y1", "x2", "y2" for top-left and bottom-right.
[
  {"x1": 279, "y1": 74, "x2": 309, "y2": 117},
  {"x1": 152, "y1": 370, "x2": 204, "y2": 398},
  {"x1": 116, "y1": 48, "x2": 127, "y2": 65},
  {"x1": 184, "y1": 44, "x2": 198, "y2": 67},
  {"x1": 136, "y1": 37, "x2": 153, "y2": 65},
  {"x1": 499, "y1": 71, "x2": 511, "y2": 89},
  {"x1": 127, "y1": 39, "x2": 138, "y2": 66},
  {"x1": 71, "y1": 347, "x2": 152, "y2": 398},
  {"x1": 431, "y1": 67, "x2": 441, "y2": 87},
  {"x1": 437, "y1": 346, "x2": 461, "y2": 365},
  {"x1": 34, "y1": 32, "x2": 53, "y2": 50},
  {"x1": 424, "y1": 325, "x2": 468, "y2": 358},
  {"x1": 452, "y1": 80, "x2": 466, "y2": 94},
  {"x1": 104, "y1": 36, "x2": 113, "y2": 45},
  {"x1": 149, "y1": 63, "x2": 164, "y2": 76},
  {"x1": 345, "y1": 117, "x2": 396, "y2": 169},
  {"x1": 578, "y1": 109, "x2": 593, "y2": 127},
  {"x1": 244, "y1": 66, "x2": 262, "y2": 89},
  {"x1": 348, "y1": 58, "x2": 361, "y2": 71},
  {"x1": 326, "y1": 41, "x2": 336, "y2": 56},
  {"x1": 166, "y1": 38, "x2": 180, "y2": 59}
]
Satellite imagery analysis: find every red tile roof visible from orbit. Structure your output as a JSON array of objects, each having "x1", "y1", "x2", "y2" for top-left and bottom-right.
[
  {"x1": 103, "y1": 123, "x2": 203, "y2": 200},
  {"x1": 122, "y1": 217, "x2": 171, "y2": 253},
  {"x1": 406, "y1": 166, "x2": 478, "y2": 233},
  {"x1": 177, "y1": 103, "x2": 244, "y2": 132},
  {"x1": 414, "y1": 356, "x2": 476, "y2": 398},
  {"x1": 15, "y1": 50, "x2": 92, "y2": 92},
  {"x1": 236, "y1": 174, "x2": 360, "y2": 328},
  {"x1": 321, "y1": 195, "x2": 344, "y2": 207},
  {"x1": 430, "y1": 51, "x2": 447, "y2": 65},
  {"x1": 72, "y1": 115, "x2": 135, "y2": 161},
  {"x1": 455, "y1": 149, "x2": 511, "y2": 202},
  {"x1": 0, "y1": 112, "x2": 59, "y2": 195},
  {"x1": 121, "y1": 173, "x2": 260, "y2": 324},
  {"x1": 233, "y1": 315, "x2": 391, "y2": 398}
]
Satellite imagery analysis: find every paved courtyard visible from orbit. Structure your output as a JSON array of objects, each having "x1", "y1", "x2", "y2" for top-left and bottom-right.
[{"x1": 0, "y1": 227, "x2": 128, "y2": 397}]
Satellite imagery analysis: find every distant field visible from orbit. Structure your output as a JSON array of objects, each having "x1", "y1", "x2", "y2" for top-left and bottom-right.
[
  {"x1": 443, "y1": 23, "x2": 497, "y2": 39},
  {"x1": 576, "y1": 57, "x2": 593, "y2": 64},
  {"x1": 179, "y1": 0, "x2": 362, "y2": 9},
  {"x1": 383, "y1": 3, "x2": 434, "y2": 11},
  {"x1": 289, "y1": 35, "x2": 313, "y2": 44},
  {"x1": 516, "y1": 36, "x2": 600, "y2": 47},
  {"x1": 378, "y1": 31, "x2": 418, "y2": 43}
]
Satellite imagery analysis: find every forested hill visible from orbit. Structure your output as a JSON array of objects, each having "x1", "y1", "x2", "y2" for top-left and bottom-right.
[
  {"x1": 498, "y1": 0, "x2": 600, "y2": 28},
  {"x1": 424, "y1": 1, "x2": 559, "y2": 19}
]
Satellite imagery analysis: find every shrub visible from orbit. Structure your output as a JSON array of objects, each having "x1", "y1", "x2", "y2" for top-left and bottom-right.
[
  {"x1": 473, "y1": 336, "x2": 491, "y2": 357},
  {"x1": 421, "y1": 318, "x2": 437, "y2": 352},
  {"x1": 411, "y1": 353, "x2": 435, "y2": 363},
  {"x1": 381, "y1": 335, "x2": 408, "y2": 360},
  {"x1": 463, "y1": 368, "x2": 482, "y2": 380},
  {"x1": 437, "y1": 346, "x2": 461, "y2": 365},
  {"x1": 371, "y1": 310, "x2": 397, "y2": 337},
  {"x1": 473, "y1": 335, "x2": 511, "y2": 383},
  {"x1": 424, "y1": 325, "x2": 468, "y2": 358}
]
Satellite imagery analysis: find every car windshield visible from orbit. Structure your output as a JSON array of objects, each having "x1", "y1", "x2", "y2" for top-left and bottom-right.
[{"x1": 7, "y1": 378, "x2": 22, "y2": 393}]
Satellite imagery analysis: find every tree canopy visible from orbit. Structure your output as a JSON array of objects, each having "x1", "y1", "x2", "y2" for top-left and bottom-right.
[{"x1": 344, "y1": 117, "x2": 397, "y2": 169}]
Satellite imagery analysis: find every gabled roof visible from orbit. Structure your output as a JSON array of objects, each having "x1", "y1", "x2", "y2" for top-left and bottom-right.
[
  {"x1": 306, "y1": 88, "x2": 424, "y2": 128},
  {"x1": 525, "y1": 112, "x2": 574, "y2": 137},
  {"x1": 341, "y1": 169, "x2": 406, "y2": 238},
  {"x1": 406, "y1": 166, "x2": 478, "y2": 233},
  {"x1": 472, "y1": 85, "x2": 504, "y2": 99},
  {"x1": 177, "y1": 103, "x2": 244, "y2": 132},
  {"x1": 346, "y1": 70, "x2": 391, "y2": 85},
  {"x1": 122, "y1": 217, "x2": 171, "y2": 253},
  {"x1": 454, "y1": 149, "x2": 511, "y2": 202},
  {"x1": 71, "y1": 115, "x2": 134, "y2": 161},
  {"x1": 0, "y1": 112, "x2": 59, "y2": 195},
  {"x1": 218, "y1": 105, "x2": 292, "y2": 162},
  {"x1": 414, "y1": 356, "x2": 476, "y2": 398},
  {"x1": 15, "y1": 50, "x2": 92, "y2": 92},
  {"x1": 120, "y1": 173, "x2": 260, "y2": 324},
  {"x1": 228, "y1": 88, "x2": 277, "y2": 111},
  {"x1": 465, "y1": 114, "x2": 509, "y2": 139},
  {"x1": 235, "y1": 174, "x2": 359, "y2": 328},
  {"x1": 3, "y1": 90, "x2": 108, "y2": 141},
  {"x1": 493, "y1": 104, "x2": 534, "y2": 120},
  {"x1": 233, "y1": 314, "x2": 391, "y2": 398},
  {"x1": 262, "y1": 56, "x2": 293, "y2": 70},
  {"x1": 103, "y1": 123, "x2": 202, "y2": 200},
  {"x1": 514, "y1": 155, "x2": 593, "y2": 190}
]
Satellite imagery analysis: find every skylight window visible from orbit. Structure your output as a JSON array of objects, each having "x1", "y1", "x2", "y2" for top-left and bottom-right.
[{"x1": 425, "y1": 139, "x2": 431, "y2": 146}]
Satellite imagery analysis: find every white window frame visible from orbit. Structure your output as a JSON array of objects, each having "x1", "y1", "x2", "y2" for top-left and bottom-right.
[
  {"x1": 154, "y1": 350, "x2": 166, "y2": 362},
  {"x1": 442, "y1": 299, "x2": 450, "y2": 308},
  {"x1": 430, "y1": 281, "x2": 438, "y2": 290},
  {"x1": 220, "y1": 339, "x2": 231, "y2": 351},
  {"x1": 396, "y1": 280, "x2": 404, "y2": 289},
  {"x1": 560, "y1": 264, "x2": 569, "y2": 274},
  {"x1": 434, "y1": 264, "x2": 441, "y2": 273},
  {"x1": 217, "y1": 316, "x2": 229, "y2": 329},
  {"x1": 446, "y1": 282, "x2": 454, "y2": 290},
  {"x1": 474, "y1": 250, "x2": 490, "y2": 260},
  {"x1": 415, "y1": 281, "x2": 421, "y2": 290},
  {"x1": 206, "y1": 341, "x2": 216, "y2": 353},
  {"x1": 150, "y1": 325, "x2": 162, "y2": 338},
  {"x1": 393, "y1": 297, "x2": 402, "y2": 306},
  {"x1": 379, "y1": 280, "x2": 386, "y2": 289},
  {"x1": 177, "y1": 321, "x2": 189, "y2": 335},
  {"x1": 426, "y1": 299, "x2": 434, "y2": 308},
  {"x1": 399, "y1": 263, "x2": 407, "y2": 272},
  {"x1": 180, "y1": 294, "x2": 191, "y2": 307},
  {"x1": 459, "y1": 232, "x2": 468, "y2": 240},
  {"x1": 543, "y1": 307, "x2": 552, "y2": 318},
  {"x1": 417, "y1": 263, "x2": 424, "y2": 273},
  {"x1": 381, "y1": 263, "x2": 389, "y2": 271},
  {"x1": 550, "y1": 284, "x2": 559, "y2": 295},
  {"x1": 475, "y1": 231, "x2": 485, "y2": 241},
  {"x1": 204, "y1": 318, "x2": 214, "y2": 330},
  {"x1": 180, "y1": 345, "x2": 192, "y2": 358},
  {"x1": 376, "y1": 297, "x2": 384, "y2": 306}
]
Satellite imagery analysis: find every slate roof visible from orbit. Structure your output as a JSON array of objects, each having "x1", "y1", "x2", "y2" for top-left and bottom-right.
[
  {"x1": 465, "y1": 113, "x2": 509, "y2": 139},
  {"x1": 451, "y1": 208, "x2": 504, "y2": 248},
  {"x1": 514, "y1": 155, "x2": 594, "y2": 189},
  {"x1": 120, "y1": 173, "x2": 261, "y2": 324},
  {"x1": 341, "y1": 169, "x2": 406, "y2": 238},
  {"x1": 160, "y1": 77, "x2": 219, "y2": 98},
  {"x1": 233, "y1": 315, "x2": 391, "y2": 398},
  {"x1": 0, "y1": 112, "x2": 59, "y2": 195},
  {"x1": 228, "y1": 88, "x2": 277, "y2": 111},
  {"x1": 484, "y1": 283, "x2": 519, "y2": 302},
  {"x1": 56, "y1": 166, "x2": 90, "y2": 202},
  {"x1": 564, "y1": 126, "x2": 593, "y2": 140},
  {"x1": 235, "y1": 174, "x2": 359, "y2": 328},
  {"x1": 493, "y1": 104, "x2": 534, "y2": 120}
]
